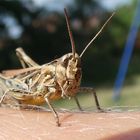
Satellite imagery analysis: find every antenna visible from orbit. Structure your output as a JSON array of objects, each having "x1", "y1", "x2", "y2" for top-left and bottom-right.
[
  {"x1": 80, "y1": 12, "x2": 115, "y2": 57},
  {"x1": 64, "y1": 8, "x2": 76, "y2": 58}
]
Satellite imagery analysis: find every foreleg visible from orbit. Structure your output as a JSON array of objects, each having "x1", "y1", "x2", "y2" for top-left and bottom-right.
[{"x1": 44, "y1": 90, "x2": 60, "y2": 126}]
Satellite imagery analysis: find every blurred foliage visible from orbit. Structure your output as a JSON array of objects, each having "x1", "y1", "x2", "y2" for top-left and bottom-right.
[{"x1": 0, "y1": 0, "x2": 139, "y2": 85}]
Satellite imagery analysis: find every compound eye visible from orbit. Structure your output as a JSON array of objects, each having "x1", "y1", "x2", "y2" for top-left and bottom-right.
[{"x1": 63, "y1": 58, "x2": 69, "y2": 66}]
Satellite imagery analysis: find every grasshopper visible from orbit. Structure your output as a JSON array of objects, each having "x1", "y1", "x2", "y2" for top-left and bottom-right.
[{"x1": 0, "y1": 9, "x2": 114, "y2": 126}]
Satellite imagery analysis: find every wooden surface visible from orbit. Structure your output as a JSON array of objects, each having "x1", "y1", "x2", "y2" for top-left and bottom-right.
[{"x1": 0, "y1": 107, "x2": 140, "y2": 140}]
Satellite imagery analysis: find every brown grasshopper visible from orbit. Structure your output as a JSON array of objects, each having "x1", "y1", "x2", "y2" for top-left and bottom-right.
[{"x1": 0, "y1": 9, "x2": 114, "y2": 126}]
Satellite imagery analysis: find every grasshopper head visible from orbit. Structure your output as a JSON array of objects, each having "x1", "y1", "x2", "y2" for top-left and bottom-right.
[
  {"x1": 59, "y1": 52, "x2": 81, "y2": 80},
  {"x1": 56, "y1": 52, "x2": 82, "y2": 97}
]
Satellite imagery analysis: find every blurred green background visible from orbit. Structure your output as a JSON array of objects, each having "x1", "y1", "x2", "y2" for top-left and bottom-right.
[{"x1": 0, "y1": 0, "x2": 140, "y2": 108}]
